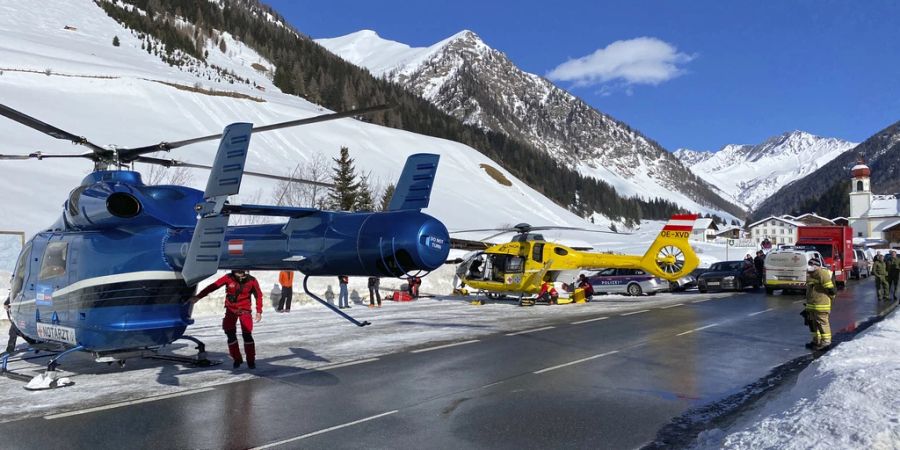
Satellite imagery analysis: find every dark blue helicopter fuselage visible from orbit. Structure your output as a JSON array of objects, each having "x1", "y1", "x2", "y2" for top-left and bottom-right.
[{"x1": 7, "y1": 171, "x2": 449, "y2": 352}]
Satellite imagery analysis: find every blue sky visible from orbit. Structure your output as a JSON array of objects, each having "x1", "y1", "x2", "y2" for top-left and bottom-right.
[{"x1": 267, "y1": 0, "x2": 900, "y2": 152}]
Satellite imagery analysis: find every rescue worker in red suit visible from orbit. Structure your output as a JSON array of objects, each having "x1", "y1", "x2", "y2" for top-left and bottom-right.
[
  {"x1": 408, "y1": 276, "x2": 422, "y2": 298},
  {"x1": 190, "y1": 270, "x2": 263, "y2": 369},
  {"x1": 577, "y1": 274, "x2": 594, "y2": 301},
  {"x1": 538, "y1": 280, "x2": 558, "y2": 305}
]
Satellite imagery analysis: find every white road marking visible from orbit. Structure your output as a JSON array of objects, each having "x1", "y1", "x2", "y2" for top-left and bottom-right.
[
  {"x1": 272, "y1": 358, "x2": 380, "y2": 379},
  {"x1": 620, "y1": 309, "x2": 650, "y2": 316},
  {"x1": 410, "y1": 340, "x2": 480, "y2": 354},
  {"x1": 533, "y1": 351, "x2": 619, "y2": 374},
  {"x1": 660, "y1": 303, "x2": 684, "y2": 309},
  {"x1": 44, "y1": 388, "x2": 215, "y2": 420},
  {"x1": 748, "y1": 308, "x2": 774, "y2": 317},
  {"x1": 506, "y1": 326, "x2": 555, "y2": 336},
  {"x1": 250, "y1": 410, "x2": 398, "y2": 449},
  {"x1": 571, "y1": 316, "x2": 608, "y2": 325},
  {"x1": 676, "y1": 323, "x2": 719, "y2": 336}
]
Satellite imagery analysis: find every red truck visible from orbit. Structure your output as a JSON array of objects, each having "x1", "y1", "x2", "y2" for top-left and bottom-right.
[{"x1": 795, "y1": 226, "x2": 854, "y2": 287}]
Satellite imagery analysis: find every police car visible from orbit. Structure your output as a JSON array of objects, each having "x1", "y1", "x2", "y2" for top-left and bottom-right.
[{"x1": 585, "y1": 268, "x2": 666, "y2": 296}]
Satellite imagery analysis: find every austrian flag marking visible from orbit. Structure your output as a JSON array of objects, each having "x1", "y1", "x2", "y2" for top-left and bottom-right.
[
  {"x1": 662, "y1": 214, "x2": 698, "y2": 232},
  {"x1": 228, "y1": 239, "x2": 244, "y2": 255}
]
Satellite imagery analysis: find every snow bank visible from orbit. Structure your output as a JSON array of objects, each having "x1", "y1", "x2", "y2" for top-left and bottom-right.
[{"x1": 694, "y1": 309, "x2": 900, "y2": 449}]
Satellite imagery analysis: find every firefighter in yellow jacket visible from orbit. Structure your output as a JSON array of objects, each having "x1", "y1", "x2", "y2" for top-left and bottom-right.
[{"x1": 804, "y1": 257, "x2": 836, "y2": 351}]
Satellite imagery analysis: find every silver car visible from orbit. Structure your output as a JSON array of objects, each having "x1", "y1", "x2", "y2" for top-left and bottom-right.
[{"x1": 586, "y1": 268, "x2": 667, "y2": 296}]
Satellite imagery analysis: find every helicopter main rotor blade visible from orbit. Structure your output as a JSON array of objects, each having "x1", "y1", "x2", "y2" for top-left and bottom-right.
[
  {"x1": 117, "y1": 104, "x2": 392, "y2": 162},
  {"x1": 0, "y1": 103, "x2": 108, "y2": 154},
  {"x1": 449, "y1": 227, "x2": 515, "y2": 234},
  {"x1": 0, "y1": 151, "x2": 97, "y2": 160},
  {"x1": 526, "y1": 225, "x2": 626, "y2": 235},
  {"x1": 135, "y1": 156, "x2": 335, "y2": 188},
  {"x1": 450, "y1": 224, "x2": 627, "y2": 242}
]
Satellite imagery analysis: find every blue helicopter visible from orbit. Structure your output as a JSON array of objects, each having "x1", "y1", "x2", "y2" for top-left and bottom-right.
[{"x1": 0, "y1": 103, "x2": 451, "y2": 389}]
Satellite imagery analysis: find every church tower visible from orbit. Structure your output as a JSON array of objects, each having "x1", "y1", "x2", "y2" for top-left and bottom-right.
[{"x1": 849, "y1": 156, "x2": 872, "y2": 237}]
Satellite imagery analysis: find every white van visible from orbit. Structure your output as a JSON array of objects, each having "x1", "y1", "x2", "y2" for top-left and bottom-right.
[{"x1": 763, "y1": 249, "x2": 825, "y2": 295}]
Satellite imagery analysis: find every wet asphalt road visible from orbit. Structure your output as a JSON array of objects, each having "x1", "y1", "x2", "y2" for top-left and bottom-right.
[{"x1": 0, "y1": 280, "x2": 891, "y2": 450}]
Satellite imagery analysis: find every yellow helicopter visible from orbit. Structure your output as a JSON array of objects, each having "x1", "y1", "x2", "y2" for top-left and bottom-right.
[{"x1": 453, "y1": 215, "x2": 699, "y2": 303}]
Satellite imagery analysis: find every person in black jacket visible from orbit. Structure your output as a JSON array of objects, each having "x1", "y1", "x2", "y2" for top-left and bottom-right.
[
  {"x1": 367, "y1": 277, "x2": 381, "y2": 308},
  {"x1": 3, "y1": 296, "x2": 16, "y2": 355},
  {"x1": 753, "y1": 250, "x2": 766, "y2": 288}
]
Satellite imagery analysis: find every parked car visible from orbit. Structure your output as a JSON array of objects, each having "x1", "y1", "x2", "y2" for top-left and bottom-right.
[
  {"x1": 851, "y1": 248, "x2": 871, "y2": 279},
  {"x1": 764, "y1": 249, "x2": 826, "y2": 295},
  {"x1": 697, "y1": 260, "x2": 758, "y2": 292},
  {"x1": 585, "y1": 268, "x2": 666, "y2": 296},
  {"x1": 668, "y1": 273, "x2": 697, "y2": 292}
]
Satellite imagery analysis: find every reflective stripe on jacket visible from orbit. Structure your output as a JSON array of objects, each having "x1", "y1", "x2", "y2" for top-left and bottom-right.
[{"x1": 805, "y1": 268, "x2": 833, "y2": 312}]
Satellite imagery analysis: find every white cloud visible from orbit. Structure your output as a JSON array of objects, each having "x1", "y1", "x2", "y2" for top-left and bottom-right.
[{"x1": 548, "y1": 37, "x2": 695, "y2": 88}]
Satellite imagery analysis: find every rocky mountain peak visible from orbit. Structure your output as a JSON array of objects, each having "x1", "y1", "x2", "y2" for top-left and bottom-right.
[
  {"x1": 318, "y1": 30, "x2": 746, "y2": 218},
  {"x1": 676, "y1": 131, "x2": 857, "y2": 210}
]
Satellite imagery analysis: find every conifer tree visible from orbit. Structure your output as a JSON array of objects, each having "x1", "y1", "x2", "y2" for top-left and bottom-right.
[
  {"x1": 112, "y1": 35, "x2": 120, "y2": 46},
  {"x1": 379, "y1": 183, "x2": 396, "y2": 211},
  {"x1": 355, "y1": 174, "x2": 375, "y2": 212},
  {"x1": 328, "y1": 147, "x2": 359, "y2": 211}
]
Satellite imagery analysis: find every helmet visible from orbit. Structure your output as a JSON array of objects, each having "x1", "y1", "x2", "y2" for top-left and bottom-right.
[{"x1": 231, "y1": 269, "x2": 248, "y2": 276}]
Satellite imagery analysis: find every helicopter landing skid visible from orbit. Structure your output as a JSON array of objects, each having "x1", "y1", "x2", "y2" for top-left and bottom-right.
[
  {"x1": 145, "y1": 335, "x2": 222, "y2": 367},
  {"x1": 303, "y1": 276, "x2": 371, "y2": 327},
  {"x1": 23, "y1": 345, "x2": 83, "y2": 390},
  {"x1": 0, "y1": 351, "x2": 35, "y2": 383}
]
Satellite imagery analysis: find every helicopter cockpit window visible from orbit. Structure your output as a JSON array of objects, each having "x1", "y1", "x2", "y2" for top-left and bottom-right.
[
  {"x1": 39, "y1": 242, "x2": 68, "y2": 280},
  {"x1": 554, "y1": 247, "x2": 569, "y2": 256},
  {"x1": 489, "y1": 254, "x2": 507, "y2": 282},
  {"x1": 506, "y1": 256, "x2": 525, "y2": 273},
  {"x1": 10, "y1": 243, "x2": 31, "y2": 299},
  {"x1": 532, "y1": 243, "x2": 544, "y2": 263}
]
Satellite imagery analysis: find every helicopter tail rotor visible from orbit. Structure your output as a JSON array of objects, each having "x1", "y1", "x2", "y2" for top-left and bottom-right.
[{"x1": 639, "y1": 214, "x2": 699, "y2": 281}]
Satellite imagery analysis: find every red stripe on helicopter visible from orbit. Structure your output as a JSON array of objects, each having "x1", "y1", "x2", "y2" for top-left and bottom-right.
[
  {"x1": 228, "y1": 240, "x2": 244, "y2": 255},
  {"x1": 663, "y1": 225, "x2": 693, "y2": 232}
]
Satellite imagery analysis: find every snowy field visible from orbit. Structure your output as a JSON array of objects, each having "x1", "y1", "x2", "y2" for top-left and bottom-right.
[{"x1": 0, "y1": 0, "x2": 609, "y2": 241}]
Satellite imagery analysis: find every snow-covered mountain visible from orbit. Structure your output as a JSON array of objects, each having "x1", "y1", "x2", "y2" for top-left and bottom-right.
[
  {"x1": 317, "y1": 30, "x2": 744, "y2": 218},
  {"x1": 0, "y1": 0, "x2": 608, "y2": 243},
  {"x1": 674, "y1": 131, "x2": 857, "y2": 211}
]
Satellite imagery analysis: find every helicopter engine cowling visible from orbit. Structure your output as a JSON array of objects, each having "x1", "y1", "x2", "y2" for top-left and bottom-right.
[
  {"x1": 64, "y1": 181, "x2": 144, "y2": 230},
  {"x1": 62, "y1": 172, "x2": 204, "y2": 231}
]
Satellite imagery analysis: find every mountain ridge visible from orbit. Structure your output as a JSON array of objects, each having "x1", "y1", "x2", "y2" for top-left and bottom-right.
[
  {"x1": 750, "y1": 122, "x2": 900, "y2": 221},
  {"x1": 317, "y1": 29, "x2": 745, "y2": 219},
  {"x1": 675, "y1": 130, "x2": 857, "y2": 211}
]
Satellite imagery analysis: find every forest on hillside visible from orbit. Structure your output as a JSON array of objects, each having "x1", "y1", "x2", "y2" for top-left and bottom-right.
[{"x1": 97, "y1": 0, "x2": 722, "y2": 223}]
